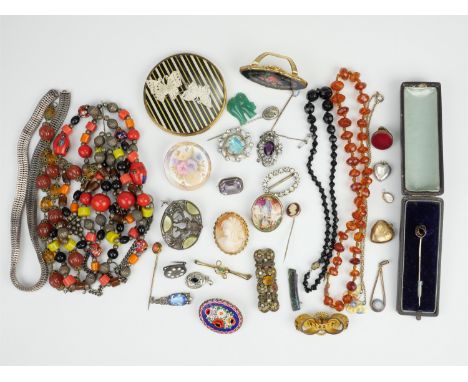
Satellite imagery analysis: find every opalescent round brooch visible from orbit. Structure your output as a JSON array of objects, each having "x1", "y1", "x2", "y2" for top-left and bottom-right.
[
  {"x1": 199, "y1": 299, "x2": 243, "y2": 334},
  {"x1": 164, "y1": 142, "x2": 211, "y2": 191}
]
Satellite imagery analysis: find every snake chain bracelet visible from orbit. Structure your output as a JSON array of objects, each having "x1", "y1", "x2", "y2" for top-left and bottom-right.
[{"x1": 10, "y1": 89, "x2": 71, "y2": 291}]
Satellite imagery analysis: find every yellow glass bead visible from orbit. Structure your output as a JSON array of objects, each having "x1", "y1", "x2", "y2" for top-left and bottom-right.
[
  {"x1": 78, "y1": 206, "x2": 91, "y2": 217},
  {"x1": 141, "y1": 207, "x2": 154, "y2": 218},
  {"x1": 113, "y1": 148, "x2": 125, "y2": 159},
  {"x1": 106, "y1": 231, "x2": 120, "y2": 245},
  {"x1": 47, "y1": 240, "x2": 60, "y2": 252},
  {"x1": 95, "y1": 146, "x2": 104, "y2": 153},
  {"x1": 64, "y1": 238, "x2": 76, "y2": 251},
  {"x1": 40, "y1": 197, "x2": 53, "y2": 212}
]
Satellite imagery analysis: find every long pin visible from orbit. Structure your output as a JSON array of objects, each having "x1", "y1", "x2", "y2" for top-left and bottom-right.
[
  {"x1": 270, "y1": 91, "x2": 310, "y2": 145},
  {"x1": 270, "y1": 91, "x2": 295, "y2": 131},
  {"x1": 283, "y1": 203, "x2": 301, "y2": 263},
  {"x1": 148, "y1": 242, "x2": 162, "y2": 310},
  {"x1": 415, "y1": 225, "x2": 427, "y2": 314}
]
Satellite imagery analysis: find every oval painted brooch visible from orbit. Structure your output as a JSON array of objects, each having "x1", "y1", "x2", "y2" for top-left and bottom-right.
[{"x1": 199, "y1": 299, "x2": 243, "y2": 334}]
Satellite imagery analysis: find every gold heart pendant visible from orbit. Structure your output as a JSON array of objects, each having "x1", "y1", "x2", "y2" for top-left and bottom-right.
[{"x1": 370, "y1": 220, "x2": 395, "y2": 243}]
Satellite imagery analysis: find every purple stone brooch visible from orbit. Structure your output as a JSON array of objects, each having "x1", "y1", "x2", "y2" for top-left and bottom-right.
[{"x1": 257, "y1": 131, "x2": 283, "y2": 167}]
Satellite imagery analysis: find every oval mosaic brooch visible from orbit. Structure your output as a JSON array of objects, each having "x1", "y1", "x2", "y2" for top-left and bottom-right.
[{"x1": 199, "y1": 299, "x2": 243, "y2": 334}]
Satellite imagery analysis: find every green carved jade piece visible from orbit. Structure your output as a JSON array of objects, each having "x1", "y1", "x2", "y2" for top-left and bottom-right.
[{"x1": 227, "y1": 92, "x2": 256, "y2": 125}]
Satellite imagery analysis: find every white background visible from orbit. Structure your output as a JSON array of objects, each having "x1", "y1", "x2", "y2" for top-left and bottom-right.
[{"x1": 0, "y1": 16, "x2": 467, "y2": 366}]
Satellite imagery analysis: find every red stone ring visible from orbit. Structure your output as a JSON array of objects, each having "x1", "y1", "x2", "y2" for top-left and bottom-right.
[{"x1": 371, "y1": 127, "x2": 393, "y2": 150}]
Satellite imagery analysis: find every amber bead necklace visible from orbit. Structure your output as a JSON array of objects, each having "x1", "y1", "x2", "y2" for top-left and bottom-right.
[
  {"x1": 323, "y1": 68, "x2": 383, "y2": 312},
  {"x1": 352, "y1": 92, "x2": 383, "y2": 308}
]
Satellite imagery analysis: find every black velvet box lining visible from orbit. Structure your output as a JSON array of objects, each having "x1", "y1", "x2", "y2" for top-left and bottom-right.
[{"x1": 398, "y1": 198, "x2": 443, "y2": 316}]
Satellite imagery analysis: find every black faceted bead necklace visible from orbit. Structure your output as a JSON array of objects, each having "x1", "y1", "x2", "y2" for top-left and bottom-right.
[{"x1": 302, "y1": 86, "x2": 339, "y2": 293}]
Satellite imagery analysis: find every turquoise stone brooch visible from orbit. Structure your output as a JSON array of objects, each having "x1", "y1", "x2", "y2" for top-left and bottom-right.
[{"x1": 217, "y1": 127, "x2": 253, "y2": 162}]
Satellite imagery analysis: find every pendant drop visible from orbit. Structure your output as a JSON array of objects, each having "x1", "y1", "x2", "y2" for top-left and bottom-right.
[
  {"x1": 185, "y1": 271, "x2": 213, "y2": 289},
  {"x1": 262, "y1": 106, "x2": 280, "y2": 120},
  {"x1": 382, "y1": 191, "x2": 395, "y2": 203},
  {"x1": 257, "y1": 131, "x2": 282, "y2": 167},
  {"x1": 370, "y1": 260, "x2": 390, "y2": 313},
  {"x1": 373, "y1": 161, "x2": 391, "y2": 181},
  {"x1": 370, "y1": 220, "x2": 395, "y2": 243}
]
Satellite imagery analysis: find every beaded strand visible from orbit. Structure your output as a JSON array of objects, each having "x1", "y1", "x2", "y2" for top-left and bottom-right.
[
  {"x1": 37, "y1": 102, "x2": 154, "y2": 295},
  {"x1": 323, "y1": 68, "x2": 374, "y2": 312},
  {"x1": 302, "y1": 86, "x2": 339, "y2": 292}
]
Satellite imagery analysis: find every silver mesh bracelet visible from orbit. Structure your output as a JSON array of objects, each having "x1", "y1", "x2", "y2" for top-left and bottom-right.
[{"x1": 10, "y1": 90, "x2": 71, "y2": 291}]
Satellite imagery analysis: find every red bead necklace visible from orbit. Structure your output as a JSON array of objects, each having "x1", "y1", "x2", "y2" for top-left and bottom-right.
[
  {"x1": 323, "y1": 68, "x2": 374, "y2": 312},
  {"x1": 38, "y1": 102, "x2": 153, "y2": 295}
]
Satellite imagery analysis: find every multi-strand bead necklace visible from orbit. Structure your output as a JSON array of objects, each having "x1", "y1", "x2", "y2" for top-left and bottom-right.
[
  {"x1": 323, "y1": 68, "x2": 383, "y2": 312},
  {"x1": 36, "y1": 102, "x2": 153, "y2": 295}
]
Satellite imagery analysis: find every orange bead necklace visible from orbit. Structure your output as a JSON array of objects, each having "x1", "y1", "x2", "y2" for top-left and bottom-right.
[{"x1": 323, "y1": 68, "x2": 382, "y2": 312}]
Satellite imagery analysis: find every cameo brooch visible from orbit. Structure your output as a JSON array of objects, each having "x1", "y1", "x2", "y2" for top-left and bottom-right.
[{"x1": 213, "y1": 212, "x2": 249, "y2": 255}]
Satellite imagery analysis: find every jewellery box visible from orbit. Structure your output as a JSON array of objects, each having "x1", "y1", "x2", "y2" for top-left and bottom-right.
[{"x1": 397, "y1": 82, "x2": 444, "y2": 319}]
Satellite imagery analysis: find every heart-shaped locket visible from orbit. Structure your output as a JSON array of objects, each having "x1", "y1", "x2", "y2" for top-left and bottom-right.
[
  {"x1": 373, "y1": 161, "x2": 391, "y2": 182},
  {"x1": 370, "y1": 220, "x2": 395, "y2": 243}
]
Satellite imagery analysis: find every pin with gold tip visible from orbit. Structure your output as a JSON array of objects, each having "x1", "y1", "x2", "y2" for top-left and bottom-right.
[
  {"x1": 283, "y1": 202, "x2": 301, "y2": 263},
  {"x1": 148, "y1": 242, "x2": 162, "y2": 311}
]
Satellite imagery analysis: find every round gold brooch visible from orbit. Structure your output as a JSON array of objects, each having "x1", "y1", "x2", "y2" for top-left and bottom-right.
[{"x1": 144, "y1": 53, "x2": 227, "y2": 136}]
